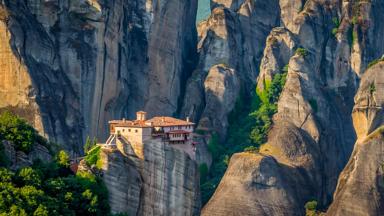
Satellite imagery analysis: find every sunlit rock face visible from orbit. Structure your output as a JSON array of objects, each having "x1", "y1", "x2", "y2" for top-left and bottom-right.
[
  {"x1": 202, "y1": 0, "x2": 384, "y2": 215},
  {"x1": 99, "y1": 138, "x2": 200, "y2": 216},
  {"x1": 0, "y1": 0, "x2": 197, "y2": 152},
  {"x1": 326, "y1": 62, "x2": 384, "y2": 216},
  {"x1": 181, "y1": 0, "x2": 280, "y2": 139}
]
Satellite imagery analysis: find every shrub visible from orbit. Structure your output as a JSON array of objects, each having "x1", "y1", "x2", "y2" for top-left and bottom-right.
[
  {"x1": 57, "y1": 150, "x2": 70, "y2": 168},
  {"x1": 84, "y1": 136, "x2": 97, "y2": 153},
  {"x1": 367, "y1": 57, "x2": 384, "y2": 69},
  {"x1": 296, "y1": 48, "x2": 308, "y2": 57},
  {"x1": 331, "y1": 17, "x2": 340, "y2": 36},
  {"x1": 282, "y1": 64, "x2": 289, "y2": 73},
  {"x1": 85, "y1": 146, "x2": 102, "y2": 168},
  {"x1": 369, "y1": 82, "x2": 376, "y2": 95},
  {"x1": 305, "y1": 200, "x2": 318, "y2": 216},
  {"x1": 244, "y1": 146, "x2": 259, "y2": 153},
  {"x1": 17, "y1": 167, "x2": 42, "y2": 186},
  {"x1": 0, "y1": 111, "x2": 37, "y2": 153}
]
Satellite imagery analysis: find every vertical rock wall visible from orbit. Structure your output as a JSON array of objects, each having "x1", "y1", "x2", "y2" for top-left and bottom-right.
[
  {"x1": 0, "y1": 0, "x2": 197, "y2": 152},
  {"x1": 202, "y1": 0, "x2": 384, "y2": 215},
  {"x1": 100, "y1": 139, "x2": 200, "y2": 216}
]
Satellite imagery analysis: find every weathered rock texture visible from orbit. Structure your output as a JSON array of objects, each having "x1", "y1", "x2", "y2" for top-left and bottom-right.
[
  {"x1": 202, "y1": 0, "x2": 384, "y2": 215},
  {"x1": 99, "y1": 138, "x2": 200, "y2": 216},
  {"x1": 1, "y1": 140, "x2": 52, "y2": 170},
  {"x1": 0, "y1": 0, "x2": 197, "y2": 152},
  {"x1": 326, "y1": 62, "x2": 384, "y2": 216},
  {"x1": 181, "y1": 0, "x2": 280, "y2": 138}
]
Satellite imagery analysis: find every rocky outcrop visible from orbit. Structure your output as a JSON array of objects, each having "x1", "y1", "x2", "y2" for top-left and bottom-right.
[
  {"x1": 326, "y1": 62, "x2": 384, "y2": 216},
  {"x1": 0, "y1": 0, "x2": 197, "y2": 152},
  {"x1": 203, "y1": 0, "x2": 384, "y2": 215},
  {"x1": 181, "y1": 0, "x2": 280, "y2": 138},
  {"x1": 1, "y1": 140, "x2": 52, "y2": 170},
  {"x1": 99, "y1": 138, "x2": 200, "y2": 216},
  {"x1": 99, "y1": 148, "x2": 142, "y2": 215}
]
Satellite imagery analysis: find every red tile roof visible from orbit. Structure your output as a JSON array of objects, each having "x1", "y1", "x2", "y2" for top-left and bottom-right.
[
  {"x1": 109, "y1": 115, "x2": 194, "y2": 128},
  {"x1": 109, "y1": 120, "x2": 152, "y2": 128},
  {"x1": 146, "y1": 116, "x2": 195, "y2": 127}
]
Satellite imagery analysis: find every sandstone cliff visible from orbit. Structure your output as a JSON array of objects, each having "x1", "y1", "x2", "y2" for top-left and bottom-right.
[
  {"x1": 0, "y1": 0, "x2": 197, "y2": 152},
  {"x1": 326, "y1": 62, "x2": 384, "y2": 216},
  {"x1": 181, "y1": 0, "x2": 280, "y2": 138},
  {"x1": 202, "y1": 0, "x2": 384, "y2": 215},
  {"x1": 99, "y1": 138, "x2": 200, "y2": 216}
]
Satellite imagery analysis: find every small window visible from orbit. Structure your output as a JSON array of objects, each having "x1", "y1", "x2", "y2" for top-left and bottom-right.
[
  {"x1": 123, "y1": 129, "x2": 125, "y2": 132},
  {"x1": 135, "y1": 129, "x2": 138, "y2": 133},
  {"x1": 128, "y1": 129, "x2": 131, "y2": 132}
]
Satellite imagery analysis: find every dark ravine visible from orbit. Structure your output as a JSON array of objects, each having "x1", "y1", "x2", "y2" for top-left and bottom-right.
[{"x1": 1, "y1": 0, "x2": 384, "y2": 215}]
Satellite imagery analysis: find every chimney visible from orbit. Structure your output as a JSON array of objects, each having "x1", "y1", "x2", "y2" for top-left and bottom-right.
[
  {"x1": 123, "y1": 118, "x2": 126, "y2": 122},
  {"x1": 162, "y1": 117, "x2": 165, "y2": 122},
  {"x1": 136, "y1": 111, "x2": 147, "y2": 121},
  {"x1": 186, "y1": 117, "x2": 190, "y2": 122}
]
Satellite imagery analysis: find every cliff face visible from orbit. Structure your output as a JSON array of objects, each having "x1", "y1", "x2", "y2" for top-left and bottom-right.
[
  {"x1": 181, "y1": 0, "x2": 280, "y2": 138},
  {"x1": 202, "y1": 0, "x2": 384, "y2": 215},
  {"x1": 0, "y1": 0, "x2": 197, "y2": 152},
  {"x1": 326, "y1": 62, "x2": 384, "y2": 216},
  {"x1": 99, "y1": 138, "x2": 200, "y2": 216}
]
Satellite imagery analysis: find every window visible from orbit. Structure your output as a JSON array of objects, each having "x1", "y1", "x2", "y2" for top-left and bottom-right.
[
  {"x1": 128, "y1": 129, "x2": 131, "y2": 132},
  {"x1": 135, "y1": 129, "x2": 138, "y2": 133},
  {"x1": 123, "y1": 129, "x2": 125, "y2": 132},
  {"x1": 178, "y1": 126, "x2": 181, "y2": 129}
]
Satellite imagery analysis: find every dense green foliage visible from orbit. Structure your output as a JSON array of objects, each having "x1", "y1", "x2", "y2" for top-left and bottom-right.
[
  {"x1": 0, "y1": 111, "x2": 40, "y2": 153},
  {"x1": 0, "y1": 113, "x2": 111, "y2": 215},
  {"x1": 85, "y1": 146, "x2": 102, "y2": 169},
  {"x1": 0, "y1": 158, "x2": 110, "y2": 215},
  {"x1": 200, "y1": 71, "x2": 288, "y2": 204},
  {"x1": 84, "y1": 136, "x2": 97, "y2": 153}
]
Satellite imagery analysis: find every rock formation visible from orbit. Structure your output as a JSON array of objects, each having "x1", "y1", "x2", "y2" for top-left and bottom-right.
[
  {"x1": 1, "y1": 140, "x2": 52, "y2": 170},
  {"x1": 326, "y1": 62, "x2": 384, "y2": 216},
  {"x1": 202, "y1": 0, "x2": 384, "y2": 215},
  {"x1": 0, "y1": 0, "x2": 198, "y2": 152},
  {"x1": 181, "y1": 0, "x2": 280, "y2": 138},
  {"x1": 99, "y1": 138, "x2": 200, "y2": 216}
]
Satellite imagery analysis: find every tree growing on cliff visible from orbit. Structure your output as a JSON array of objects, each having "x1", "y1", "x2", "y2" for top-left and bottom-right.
[
  {"x1": 84, "y1": 136, "x2": 97, "y2": 153},
  {"x1": 0, "y1": 111, "x2": 37, "y2": 152}
]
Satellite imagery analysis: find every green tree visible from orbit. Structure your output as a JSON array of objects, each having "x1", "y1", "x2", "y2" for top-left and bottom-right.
[
  {"x1": 17, "y1": 167, "x2": 42, "y2": 186},
  {"x1": 57, "y1": 150, "x2": 70, "y2": 168},
  {"x1": 84, "y1": 136, "x2": 92, "y2": 153},
  {"x1": 33, "y1": 204, "x2": 49, "y2": 216},
  {"x1": 305, "y1": 200, "x2": 318, "y2": 216},
  {"x1": 7, "y1": 205, "x2": 28, "y2": 216},
  {"x1": 0, "y1": 111, "x2": 37, "y2": 152}
]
